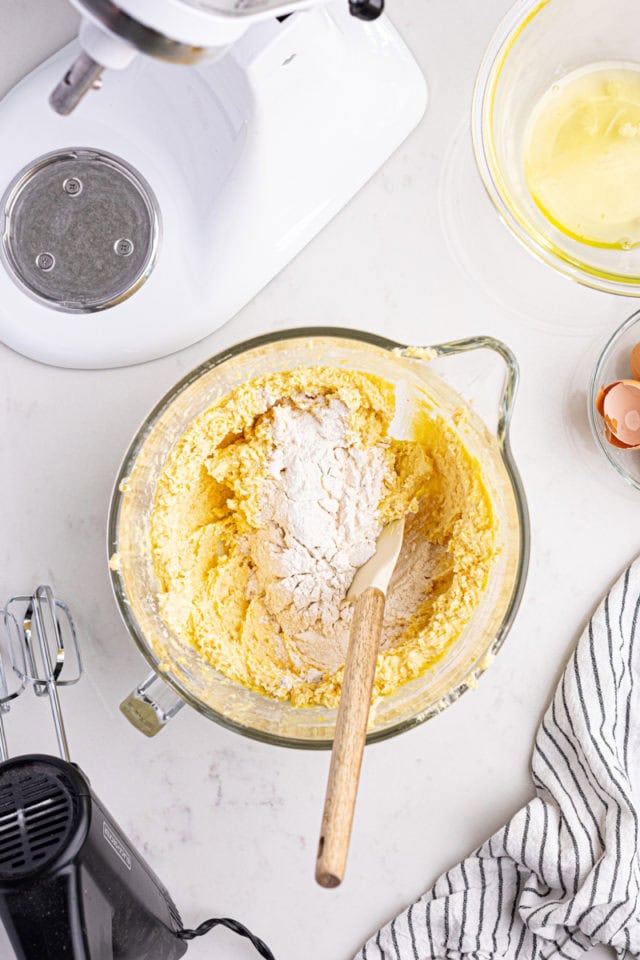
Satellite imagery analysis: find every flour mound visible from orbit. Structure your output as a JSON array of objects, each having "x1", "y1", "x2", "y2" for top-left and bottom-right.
[{"x1": 250, "y1": 394, "x2": 386, "y2": 671}]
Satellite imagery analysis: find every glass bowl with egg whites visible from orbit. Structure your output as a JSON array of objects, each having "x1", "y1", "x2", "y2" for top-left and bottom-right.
[
  {"x1": 473, "y1": 0, "x2": 640, "y2": 295},
  {"x1": 589, "y1": 309, "x2": 640, "y2": 488},
  {"x1": 108, "y1": 328, "x2": 529, "y2": 748}
]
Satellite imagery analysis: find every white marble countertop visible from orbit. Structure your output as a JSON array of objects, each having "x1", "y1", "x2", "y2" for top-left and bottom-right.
[{"x1": 0, "y1": 1, "x2": 632, "y2": 958}]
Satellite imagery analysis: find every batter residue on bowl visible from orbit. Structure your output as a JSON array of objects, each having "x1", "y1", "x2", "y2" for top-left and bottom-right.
[{"x1": 150, "y1": 367, "x2": 496, "y2": 708}]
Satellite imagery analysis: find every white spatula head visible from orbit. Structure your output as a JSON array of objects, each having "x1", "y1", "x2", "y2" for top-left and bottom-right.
[{"x1": 347, "y1": 517, "x2": 406, "y2": 601}]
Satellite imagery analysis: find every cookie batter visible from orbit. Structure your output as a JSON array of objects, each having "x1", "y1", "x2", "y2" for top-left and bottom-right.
[{"x1": 150, "y1": 367, "x2": 496, "y2": 708}]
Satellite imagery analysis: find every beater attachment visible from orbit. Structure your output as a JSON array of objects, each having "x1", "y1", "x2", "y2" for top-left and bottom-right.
[{"x1": 0, "y1": 585, "x2": 81, "y2": 761}]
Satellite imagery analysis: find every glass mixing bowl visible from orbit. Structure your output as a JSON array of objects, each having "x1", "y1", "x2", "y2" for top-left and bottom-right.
[
  {"x1": 473, "y1": 0, "x2": 640, "y2": 295},
  {"x1": 109, "y1": 328, "x2": 529, "y2": 748},
  {"x1": 589, "y1": 309, "x2": 640, "y2": 489}
]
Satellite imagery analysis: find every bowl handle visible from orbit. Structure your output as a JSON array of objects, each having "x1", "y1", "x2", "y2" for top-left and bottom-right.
[
  {"x1": 407, "y1": 335, "x2": 520, "y2": 448},
  {"x1": 120, "y1": 672, "x2": 185, "y2": 737},
  {"x1": 402, "y1": 335, "x2": 530, "y2": 612},
  {"x1": 401, "y1": 332, "x2": 527, "y2": 530}
]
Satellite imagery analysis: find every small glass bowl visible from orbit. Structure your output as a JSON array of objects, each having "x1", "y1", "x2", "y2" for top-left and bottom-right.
[
  {"x1": 473, "y1": 0, "x2": 640, "y2": 296},
  {"x1": 589, "y1": 309, "x2": 640, "y2": 489}
]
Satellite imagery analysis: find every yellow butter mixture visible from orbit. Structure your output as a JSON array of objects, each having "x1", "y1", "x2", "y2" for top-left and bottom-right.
[{"x1": 150, "y1": 367, "x2": 496, "y2": 708}]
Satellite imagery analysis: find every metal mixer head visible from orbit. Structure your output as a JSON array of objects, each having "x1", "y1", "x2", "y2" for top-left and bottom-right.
[
  {"x1": 49, "y1": 0, "x2": 386, "y2": 115},
  {"x1": 0, "y1": 586, "x2": 82, "y2": 763}
]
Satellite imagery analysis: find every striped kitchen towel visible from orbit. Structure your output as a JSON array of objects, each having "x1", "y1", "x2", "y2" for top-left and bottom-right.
[{"x1": 356, "y1": 561, "x2": 640, "y2": 960}]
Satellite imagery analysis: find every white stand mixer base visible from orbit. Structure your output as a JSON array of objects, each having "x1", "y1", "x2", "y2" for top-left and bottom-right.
[{"x1": 0, "y1": 3, "x2": 427, "y2": 368}]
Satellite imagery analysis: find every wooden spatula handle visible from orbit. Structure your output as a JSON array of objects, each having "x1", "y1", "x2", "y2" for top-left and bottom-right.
[{"x1": 316, "y1": 586, "x2": 385, "y2": 888}]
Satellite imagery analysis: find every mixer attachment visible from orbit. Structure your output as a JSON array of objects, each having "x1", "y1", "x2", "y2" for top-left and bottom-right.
[{"x1": 0, "y1": 586, "x2": 82, "y2": 762}]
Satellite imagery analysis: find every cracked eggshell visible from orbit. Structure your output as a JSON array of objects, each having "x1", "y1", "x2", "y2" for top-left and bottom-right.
[{"x1": 596, "y1": 379, "x2": 640, "y2": 448}]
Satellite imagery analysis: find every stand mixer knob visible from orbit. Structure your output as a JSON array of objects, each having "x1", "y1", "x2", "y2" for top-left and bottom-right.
[{"x1": 349, "y1": 0, "x2": 385, "y2": 19}]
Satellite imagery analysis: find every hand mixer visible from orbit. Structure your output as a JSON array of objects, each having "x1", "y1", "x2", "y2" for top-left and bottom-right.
[
  {"x1": 0, "y1": 585, "x2": 275, "y2": 960},
  {"x1": 0, "y1": 0, "x2": 426, "y2": 368}
]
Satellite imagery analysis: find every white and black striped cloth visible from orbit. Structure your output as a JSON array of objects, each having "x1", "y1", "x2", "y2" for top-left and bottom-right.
[{"x1": 356, "y1": 562, "x2": 640, "y2": 959}]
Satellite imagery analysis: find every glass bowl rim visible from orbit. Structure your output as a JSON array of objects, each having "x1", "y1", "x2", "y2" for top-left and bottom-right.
[{"x1": 108, "y1": 326, "x2": 531, "y2": 749}]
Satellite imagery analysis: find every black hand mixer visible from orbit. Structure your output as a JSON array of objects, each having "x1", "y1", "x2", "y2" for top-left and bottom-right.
[{"x1": 0, "y1": 586, "x2": 275, "y2": 960}]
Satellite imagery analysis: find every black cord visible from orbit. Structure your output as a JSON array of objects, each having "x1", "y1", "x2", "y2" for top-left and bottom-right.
[{"x1": 177, "y1": 917, "x2": 276, "y2": 960}]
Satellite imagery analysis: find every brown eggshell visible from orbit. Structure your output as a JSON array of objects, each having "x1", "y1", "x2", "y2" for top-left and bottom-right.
[
  {"x1": 604, "y1": 424, "x2": 636, "y2": 449},
  {"x1": 599, "y1": 380, "x2": 640, "y2": 448},
  {"x1": 631, "y1": 343, "x2": 640, "y2": 381},
  {"x1": 595, "y1": 385, "x2": 608, "y2": 417}
]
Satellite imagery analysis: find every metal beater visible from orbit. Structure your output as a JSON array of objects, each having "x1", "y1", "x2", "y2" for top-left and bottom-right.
[{"x1": 0, "y1": 585, "x2": 82, "y2": 763}]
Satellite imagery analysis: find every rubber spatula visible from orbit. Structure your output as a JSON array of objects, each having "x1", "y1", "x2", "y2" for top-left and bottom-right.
[{"x1": 316, "y1": 517, "x2": 406, "y2": 888}]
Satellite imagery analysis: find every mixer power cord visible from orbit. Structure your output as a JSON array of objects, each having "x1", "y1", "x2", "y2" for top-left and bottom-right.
[{"x1": 177, "y1": 917, "x2": 276, "y2": 959}]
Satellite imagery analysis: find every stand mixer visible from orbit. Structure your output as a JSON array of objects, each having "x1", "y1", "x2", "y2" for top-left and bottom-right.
[
  {"x1": 0, "y1": 0, "x2": 427, "y2": 368},
  {"x1": 0, "y1": 586, "x2": 275, "y2": 960}
]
